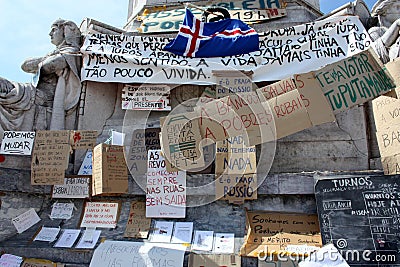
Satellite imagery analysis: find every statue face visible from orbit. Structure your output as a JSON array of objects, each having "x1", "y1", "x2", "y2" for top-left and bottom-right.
[{"x1": 49, "y1": 25, "x2": 64, "y2": 46}]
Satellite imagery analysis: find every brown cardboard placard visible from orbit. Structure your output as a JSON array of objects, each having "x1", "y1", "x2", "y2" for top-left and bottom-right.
[
  {"x1": 266, "y1": 90, "x2": 312, "y2": 139},
  {"x1": 376, "y1": 126, "x2": 400, "y2": 157},
  {"x1": 31, "y1": 130, "x2": 70, "y2": 185},
  {"x1": 124, "y1": 201, "x2": 151, "y2": 238},
  {"x1": 294, "y1": 73, "x2": 336, "y2": 125},
  {"x1": 385, "y1": 58, "x2": 400, "y2": 97},
  {"x1": 240, "y1": 210, "x2": 322, "y2": 258},
  {"x1": 160, "y1": 112, "x2": 205, "y2": 172},
  {"x1": 189, "y1": 253, "x2": 241, "y2": 267},
  {"x1": 381, "y1": 154, "x2": 400, "y2": 175},
  {"x1": 21, "y1": 258, "x2": 56, "y2": 267},
  {"x1": 305, "y1": 48, "x2": 396, "y2": 114},
  {"x1": 372, "y1": 96, "x2": 400, "y2": 131},
  {"x1": 216, "y1": 174, "x2": 257, "y2": 204},
  {"x1": 257, "y1": 77, "x2": 297, "y2": 101},
  {"x1": 197, "y1": 92, "x2": 274, "y2": 146},
  {"x1": 92, "y1": 144, "x2": 128, "y2": 196},
  {"x1": 69, "y1": 130, "x2": 97, "y2": 150}
]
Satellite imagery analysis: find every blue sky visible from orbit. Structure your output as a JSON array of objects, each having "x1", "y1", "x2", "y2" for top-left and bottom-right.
[{"x1": 0, "y1": 0, "x2": 377, "y2": 83}]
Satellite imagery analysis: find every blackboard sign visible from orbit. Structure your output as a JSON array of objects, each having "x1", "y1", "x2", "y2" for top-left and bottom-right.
[{"x1": 314, "y1": 172, "x2": 400, "y2": 266}]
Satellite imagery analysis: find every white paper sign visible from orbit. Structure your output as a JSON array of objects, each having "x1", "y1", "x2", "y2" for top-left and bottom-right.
[
  {"x1": 54, "y1": 229, "x2": 81, "y2": 248},
  {"x1": 0, "y1": 131, "x2": 35, "y2": 155},
  {"x1": 146, "y1": 150, "x2": 186, "y2": 218},
  {"x1": 0, "y1": 254, "x2": 23, "y2": 267},
  {"x1": 78, "y1": 151, "x2": 93, "y2": 175},
  {"x1": 122, "y1": 85, "x2": 171, "y2": 111},
  {"x1": 82, "y1": 16, "x2": 370, "y2": 85},
  {"x1": 191, "y1": 230, "x2": 214, "y2": 251},
  {"x1": 149, "y1": 221, "x2": 174, "y2": 243},
  {"x1": 171, "y1": 222, "x2": 194, "y2": 244},
  {"x1": 11, "y1": 208, "x2": 41, "y2": 234},
  {"x1": 111, "y1": 131, "x2": 125, "y2": 146},
  {"x1": 52, "y1": 177, "x2": 90, "y2": 198},
  {"x1": 89, "y1": 241, "x2": 185, "y2": 267},
  {"x1": 80, "y1": 202, "x2": 119, "y2": 228},
  {"x1": 50, "y1": 202, "x2": 74, "y2": 220},
  {"x1": 213, "y1": 233, "x2": 235, "y2": 254},
  {"x1": 33, "y1": 227, "x2": 60, "y2": 242},
  {"x1": 75, "y1": 229, "x2": 101, "y2": 249}
]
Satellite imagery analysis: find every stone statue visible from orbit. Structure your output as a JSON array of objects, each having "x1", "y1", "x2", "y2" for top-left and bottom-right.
[
  {"x1": 0, "y1": 19, "x2": 82, "y2": 136},
  {"x1": 368, "y1": 0, "x2": 400, "y2": 63}
]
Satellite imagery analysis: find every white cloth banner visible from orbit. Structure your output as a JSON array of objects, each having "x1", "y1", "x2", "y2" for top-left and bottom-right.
[{"x1": 81, "y1": 16, "x2": 371, "y2": 85}]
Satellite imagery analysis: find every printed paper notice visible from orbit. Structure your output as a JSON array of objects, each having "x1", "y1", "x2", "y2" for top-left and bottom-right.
[
  {"x1": 80, "y1": 202, "x2": 119, "y2": 228},
  {"x1": 171, "y1": 222, "x2": 193, "y2": 244},
  {"x1": 33, "y1": 227, "x2": 60, "y2": 242},
  {"x1": 11, "y1": 208, "x2": 41, "y2": 234},
  {"x1": 192, "y1": 231, "x2": 214, "y2": 251},
  {"x1": 213, "y1": 233, "x2": 235, "y2": 254},
  {"x1": 149, "y1": 221, "x2": 174, "y2": 243},
  {"x1": 122, "y1": 84, "x2": 171, "y2": 111},
  {"x1": 54, "y1": 229, "x2": 81, "y2": 248}
]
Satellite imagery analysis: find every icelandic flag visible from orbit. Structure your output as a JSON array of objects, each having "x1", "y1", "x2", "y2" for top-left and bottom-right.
[{"x1": 164, "y1": 8, "x2": 259, "y2": 58}]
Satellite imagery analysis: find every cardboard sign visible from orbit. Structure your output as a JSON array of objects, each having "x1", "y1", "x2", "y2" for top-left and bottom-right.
[
  {"x1": 257, "y1": 77, "x2": 297, "y2": 101},
  {"x1": 215, "y1": 135, "x2": 257, "y2": 175},
  {"x1": 31, "y1": 131, "x2": 70, "y2": 185},
  {"x1": 122, "y1": 84, "x2": 171, "y2": 111},
  {"x1": 297, "y1": 48, "x2": 396, "y2": 114},
  {"x1": 78, "y1": 151, "x2": 93, "y2": 175},
  {"x1": 240, "y1": 210, "x2": 322, "y2": 258},
  {"x1": 127, "y1": 128, "x2": 161, "y2": 176},
  {"x1": 189, "y1": 254, "x2": 241, "y2": 267},
  {"x1": 216, "y1": 174, "x2": 257, "y2": 203},
  {"x1": 266, "y1": 90, "x2": 313, "y2": 139},
  {"x1": 50, "y1": 203, "x2": 74, "y2": 220},
  {"x1": 146, "y1": 150, "x2": 186, "y2": 218},
  {"x1": 372, "y1": 96, "x2": 400, "y2": 131},
  {"x1": 52, "y1": 177, "x2": 90, "y2": 199},
  {"x1": 69, "y1": 130, "x2": 97, "y2": 150},
  {"x1": 197, "y1": 92, "x2": 275, "y2": 146},
  {"x1": 138, "y1": 0, "x2": 285, "y2": 33},
  {"x1": 124, "y1": 201, "x2": 151, "y2": 238},
  {"x1": 11, "y1": 208, "x2": 41, "y2": 234},
  {"x1": 92, "y1": 144, "x2": 128, "y2": 196},
  {"x1": 21, "y1": 259, "x2": 56, "y2": 267},
  {"x1": 89, "y1": 241, "x2": 185, "y2": 267},
  {"x1": 0, "y1": 131, "x2": 35, "y2": 155},
  {"x1": 80, "y1": 201, "x2": 119, "y2": 228},
  {"x1": 381, "y1": 154, "x2": 400, "y2": 175},
  {"x1": 385, "y1": 58, "x2": 400, "y2": 96},
  {"x1": 160, "y1": 113, "x2": 205, "y2": 171},
  {"x1": 214, "y1": 71, "x2": 255, "y2": 98}
]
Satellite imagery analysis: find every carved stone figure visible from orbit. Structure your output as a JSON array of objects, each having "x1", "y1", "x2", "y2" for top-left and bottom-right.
[
  {"x1": 0, "y1": 19, "x2": 82, "y2": 136},
  {"x1": 369, "y1": 0, "x2": 400, "y2": 63}
]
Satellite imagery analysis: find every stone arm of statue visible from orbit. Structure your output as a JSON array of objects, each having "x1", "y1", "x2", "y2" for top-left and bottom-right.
[
  {"x1": 21, "y1": 52, "x2": 69, "y2": 76},
  {"x1": 380, "y1": 18, "x2": 400, "y2": 48}
]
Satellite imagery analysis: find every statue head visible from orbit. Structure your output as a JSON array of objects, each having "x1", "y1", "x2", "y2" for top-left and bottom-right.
[
  {"x1": 50, "y1": 19, "x2": 82, "y2": 48},
  {"x1": 371, "y1": 0, "x2": 400, "y2": 28}
]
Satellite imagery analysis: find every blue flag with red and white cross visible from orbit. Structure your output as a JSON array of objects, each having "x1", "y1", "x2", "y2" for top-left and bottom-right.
[{"x1": 164, "y1": 8, "x2": 259, "y2": 58}]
